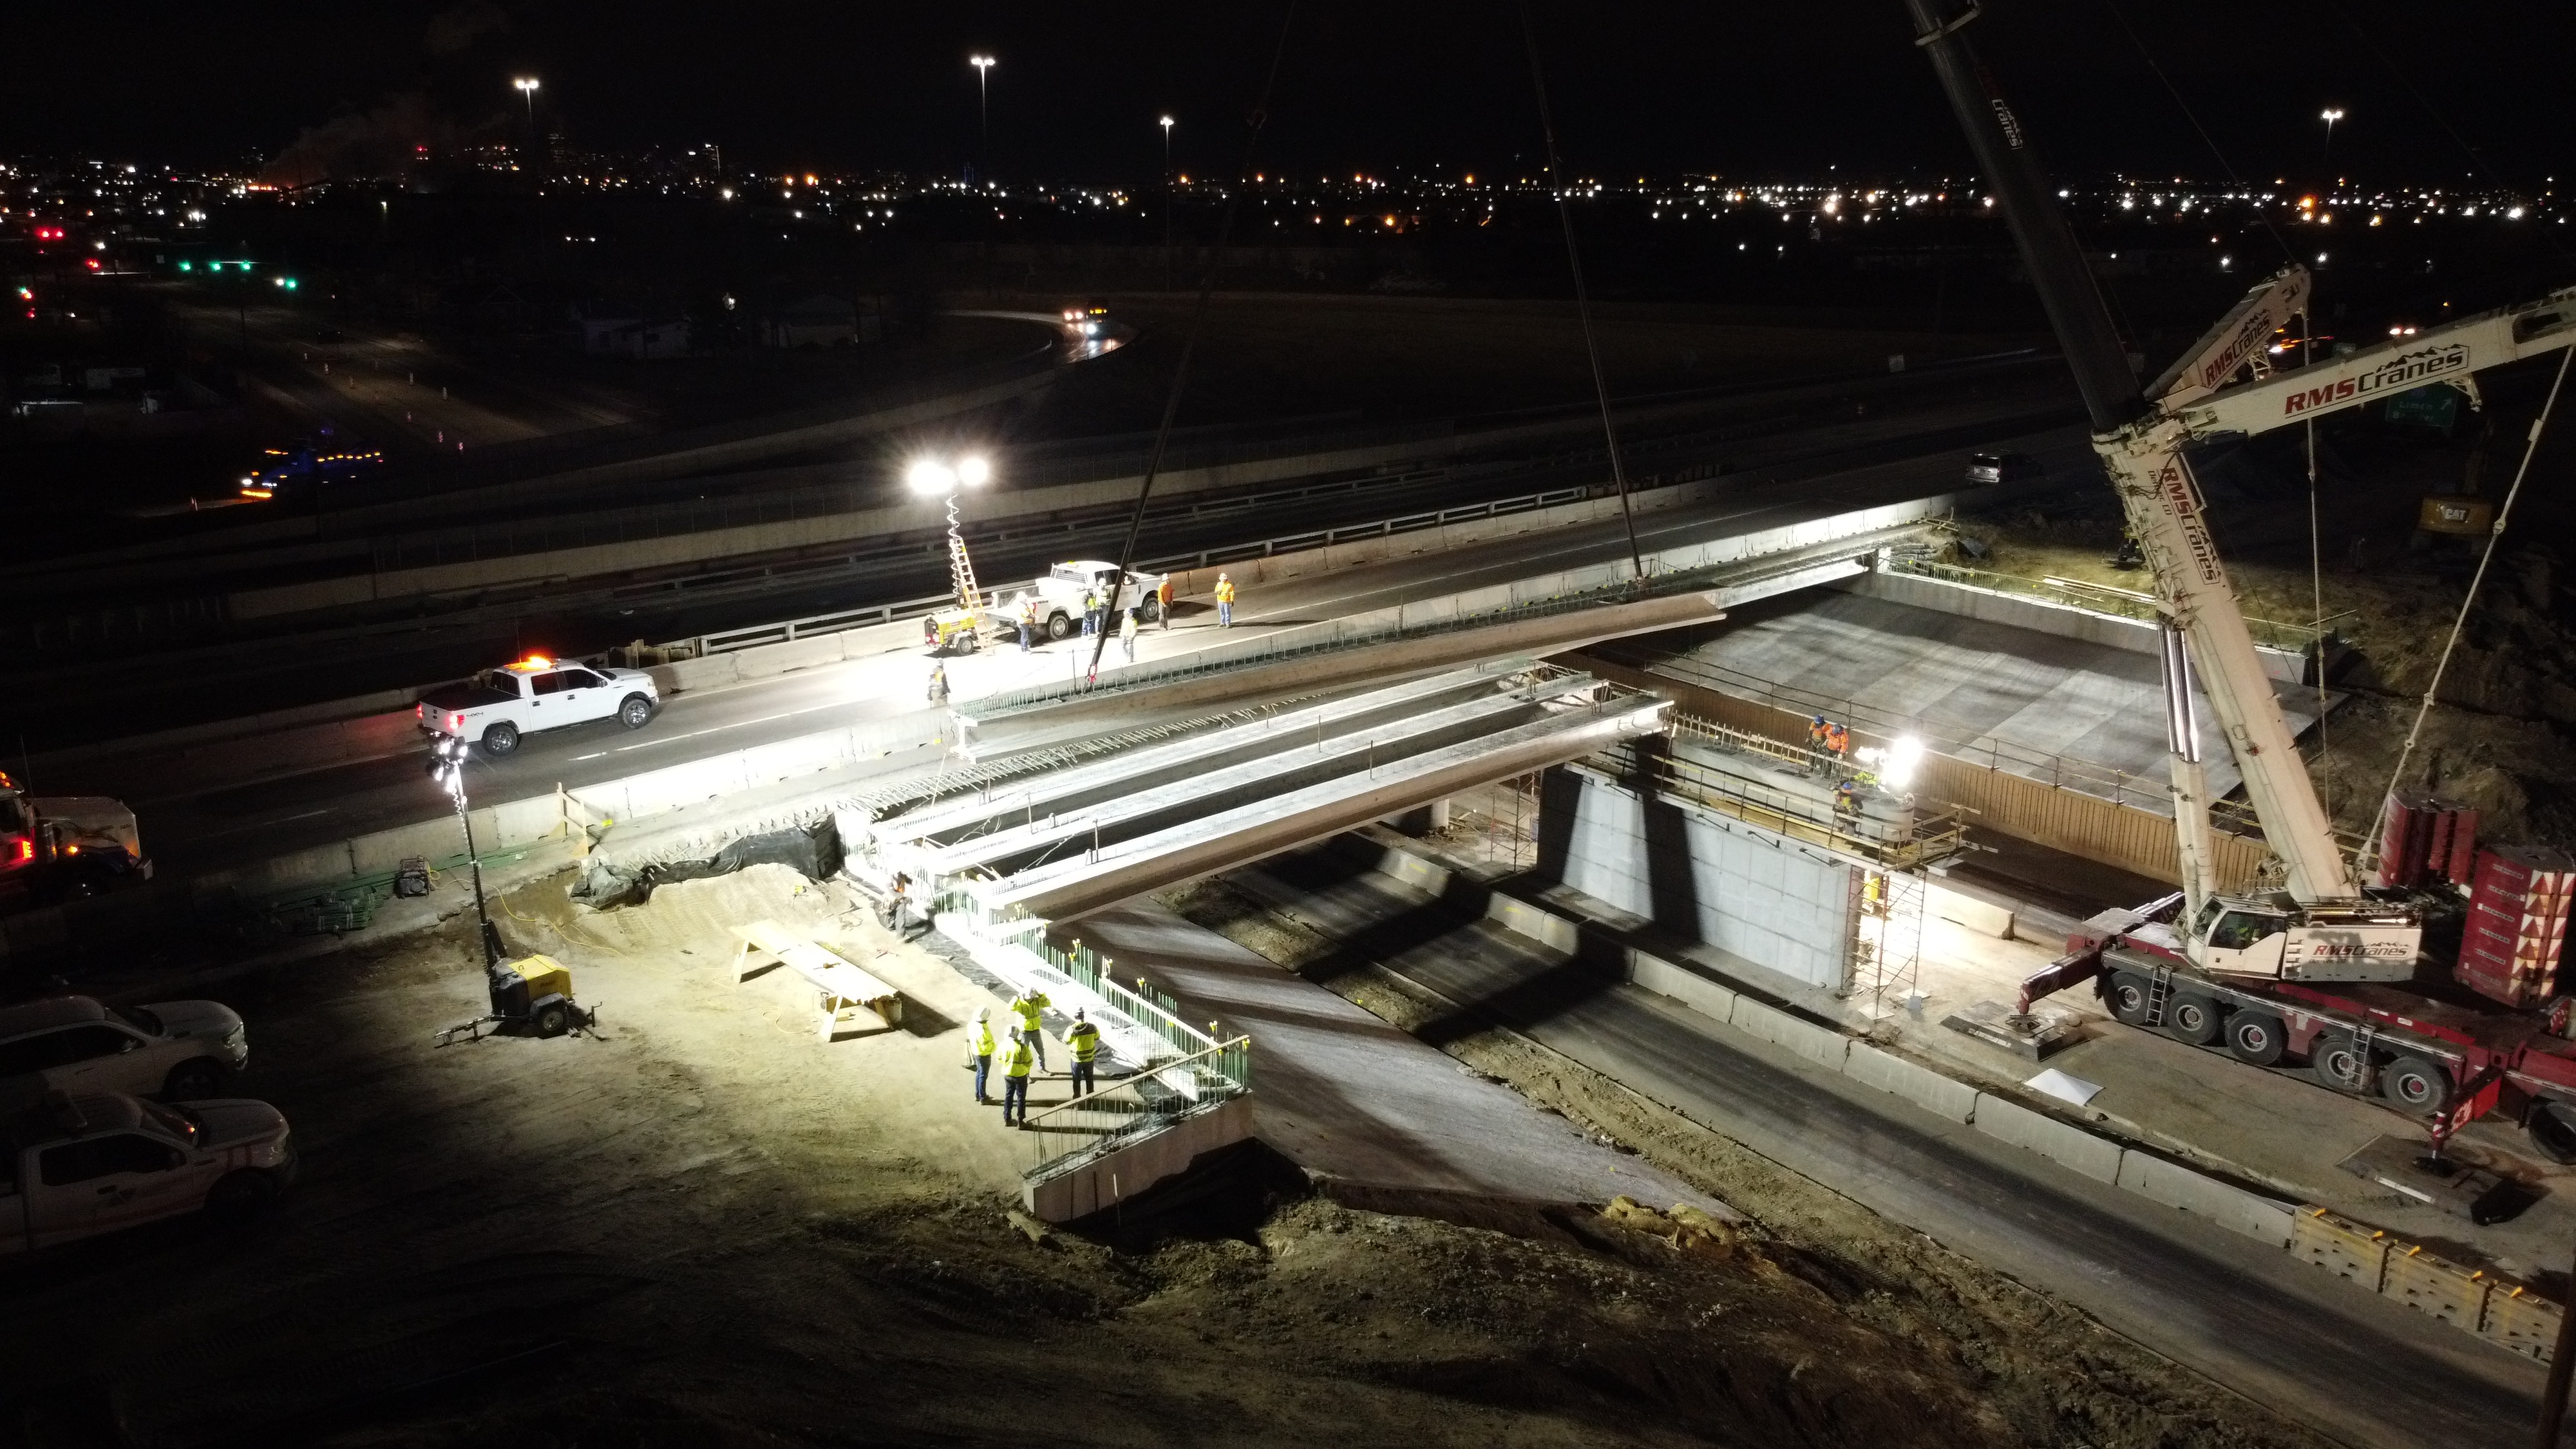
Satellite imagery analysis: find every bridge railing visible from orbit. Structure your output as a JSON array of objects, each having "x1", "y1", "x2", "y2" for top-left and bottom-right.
[{"x1": 1013, "y1": 1035, "x2": 1253, "y2": 1184}]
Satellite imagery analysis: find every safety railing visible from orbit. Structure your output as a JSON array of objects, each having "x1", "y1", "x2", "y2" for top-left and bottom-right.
[
  {"x1": 1616, "y1": 724, "x2": 1971, "y2": 871},
  {"x1": 1016, "y1": 1035, "x2": 1253, "y2": 1182},
  {"x1": 929, "y1": 888, "x2": 1235, "y2": 1072}
]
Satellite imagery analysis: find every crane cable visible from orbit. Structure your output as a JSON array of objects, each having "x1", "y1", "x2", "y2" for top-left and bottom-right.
[
  {"x1": 2361, "y1": 345, "x2": 2572, "y2": 875},
  {"x1": 1087, "y1": 5, "x2": 1298, "y2": 687},
  {"x1": 1520, "y1": 0, "x2": 1645, "y2": 581}
]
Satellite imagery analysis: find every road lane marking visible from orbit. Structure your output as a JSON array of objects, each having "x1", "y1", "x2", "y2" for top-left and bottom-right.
[
  {"x1": 609, "y1": 699, "x2": 844, "y2": 752},
  {"x1": 572, "y1": 752, "x2": 606, "y2": 761}
]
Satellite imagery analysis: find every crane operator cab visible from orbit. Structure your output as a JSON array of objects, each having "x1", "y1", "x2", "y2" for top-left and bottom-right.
[{"x1": 2182, "y1": 893, "x2": 2421, "y2": 983}]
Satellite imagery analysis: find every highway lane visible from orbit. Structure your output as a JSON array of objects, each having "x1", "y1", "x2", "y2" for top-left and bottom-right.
[
  {"x1": 1225, "y1": 846, "x2": 2557, "y2": 1449},
  {"x1": 123, "y1": 420, "x2": 2089, "y2": 876}
]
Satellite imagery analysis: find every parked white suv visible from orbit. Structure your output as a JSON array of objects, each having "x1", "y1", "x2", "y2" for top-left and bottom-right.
[
  {"x1": 0, "y1": 1088, "x2": 296, "y2": 1251},
  {"x1": 0, "y1": 996, "x2": 249, "y2": 1101}
]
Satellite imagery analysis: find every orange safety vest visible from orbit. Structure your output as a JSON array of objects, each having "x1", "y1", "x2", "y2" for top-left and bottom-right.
[{"x1": 1824, "y1": 724, "x2": 1849, "y2": 753}]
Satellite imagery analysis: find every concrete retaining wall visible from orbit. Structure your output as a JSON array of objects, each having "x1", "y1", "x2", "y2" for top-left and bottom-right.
[
  {"x1": 1971, "y1": 1092, "x2": 2126, "y2": 1184},
  {"x1": 1837, "y1": 569, "x2": 2309, "y2": 685},
  {"x1": 1023, "y1": 1095, "x2": 1255, "y2": 1222}
]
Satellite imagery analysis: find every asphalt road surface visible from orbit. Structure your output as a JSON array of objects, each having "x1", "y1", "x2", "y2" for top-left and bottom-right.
[
  {"x1": 1227, "y1": 845, "x2": 2562, "y2": 1449},
  {"x1": 114, "y1": 422, "x2": 2096, "y2": 876}
]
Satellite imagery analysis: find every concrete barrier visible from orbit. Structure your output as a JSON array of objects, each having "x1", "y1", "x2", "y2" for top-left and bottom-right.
[
  {"x1": 1971, "y1": 1093, "x2": 2125, "y2": 1183},
  {"x1": 1486, "y1": 895, "x2": 1578, "y2": 954},
  {"x1": 2113, "y1": 1151, "x2": 2297, "y2": 1247},
  {"x1": 1628, "y1": 951, "x2": 1740, "y2": 1028},
  {"x1": 1842, "y1": 1041, "x2": 1979, "y2": 1124},
  {"x1": 1728, "y1": 998, "x2": 1852, "y2": 1071},
  {"x1": 1928, "y1": 882, "x2": 2014, "y2": 940}
]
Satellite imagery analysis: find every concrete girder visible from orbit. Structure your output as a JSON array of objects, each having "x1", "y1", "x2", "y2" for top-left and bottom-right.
[
  {"x1": 877, "y1": 661, "x2": 1549, "y2": 849},
  {"x1": 905, "y1": 679, "x2": 1591, "y2": 880},
  {"x1": 980, "y1": 693, "x2": 1671, "y2": 922}
]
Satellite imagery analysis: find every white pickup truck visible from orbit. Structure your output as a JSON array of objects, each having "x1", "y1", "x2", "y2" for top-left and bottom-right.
[
  {"x1": 1019, "y1": 560, "x2": 1168, "y2": 641},
  {"x1": 0, "y1": 1087, "x2": 296, "y2": 1253},
  {"x1": 419, "y1": 655, "x2": 660, "y2": 757}
]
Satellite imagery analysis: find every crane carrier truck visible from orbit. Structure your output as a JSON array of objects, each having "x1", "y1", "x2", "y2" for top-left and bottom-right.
[{"x1": 1902, "y1": 0, "x2": 2576, "y2": 1160}]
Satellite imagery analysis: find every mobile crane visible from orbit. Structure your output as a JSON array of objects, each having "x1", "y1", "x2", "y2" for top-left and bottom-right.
[{"x1": 1902, "y1": 0, "x2": 2576, "y2": 1156}]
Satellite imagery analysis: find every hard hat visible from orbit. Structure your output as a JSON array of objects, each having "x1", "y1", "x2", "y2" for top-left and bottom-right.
[{"x1": 975, "y1": 1006, "x2": 989, "y2": 1021}]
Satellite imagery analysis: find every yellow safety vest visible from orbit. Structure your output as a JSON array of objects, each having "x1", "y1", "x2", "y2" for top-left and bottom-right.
[
  {"x1": 1001, "y1": 1041, "x2": 1034, "y2": 1079},
  {"x1": 1215, "y1": 579, "x2": 1236, "y2": 603},
  {"x1": 971, "y1": 1022, "x2": 996, "y2": 1057},
  {"x1": 1012, "y1": 995, "x2": 1046, "y2": 1032},
  {"x1": 1068, "y1": 1023, "x2": 1099, "y2": 1063}
]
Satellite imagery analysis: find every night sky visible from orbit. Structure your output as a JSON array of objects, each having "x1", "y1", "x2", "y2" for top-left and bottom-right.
[{"x1": 12, "y1": 2, "x2": 2571, "y2": 189}]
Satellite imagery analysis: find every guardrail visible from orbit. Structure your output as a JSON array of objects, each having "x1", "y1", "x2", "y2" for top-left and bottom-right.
[{"x1": 659, "y1": 482, "x2": 1604, "y2": 660}]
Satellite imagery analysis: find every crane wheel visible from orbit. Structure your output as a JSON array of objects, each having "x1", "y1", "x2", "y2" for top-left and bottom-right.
[
  {"x1": 2380, "y1": 1055, "x2": 2452, "y2": 1112},
  {"x1": 2223, "y1": 1012, "x2": 2288, "y2": 1066},
  {"x1": 2105, "y1": 971, "x2": 2154, "y2": 1027},
  {"x1": 2526, "y1": 1102, "x2": 2576, "y2": 1165},
  {"x1": 2162, "y1": 994, "x2": 2222, "y2": 1046},
  {"x1": 2309, "y1": 1032, "x2": 2373, "y2": 1094}
]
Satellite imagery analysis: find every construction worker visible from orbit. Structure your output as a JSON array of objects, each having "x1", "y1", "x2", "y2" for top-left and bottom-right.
[
  {"x1": 1824, "y1": 720, "x2": 1850, "y2": 761},
  {"x1": 1156, "y1": 576, "x2": 1174, "y2": 630},
  {"x1": 1833, "y1": 777, "x2": 1864, "y2": 824},
  {"x1": 1011, "y1": 986, "x2": 1050, "y2": 1070},
  {"x1": 999, "y1": 1028, "x2": 1035, "y2": 1126},
  {"x1": 1081, "y1": 585, "x2": 1099, "y2": 636},
  {"x1": 967, "y1": 1007, "x2": 996, "y2": 1104},
  {"x1": 927, "y1": 661, "x2": 949, "y2": 707},
  {"x1": 1808, "y1": 714, "x2": 1831, "y2": 752},
  {"x1": 1215, "y1": 572, "x2": 1237, "y2": 627},
  {"x1": 1066, "y1": 1009, "x2": 1101, "y2": 1097},
  {"x1": 1120, "y1": 605, "x2": 1139, "y2": 663},
  {"x1": 1015, "y1": 591, "x2": 1037, "y2": 651}
]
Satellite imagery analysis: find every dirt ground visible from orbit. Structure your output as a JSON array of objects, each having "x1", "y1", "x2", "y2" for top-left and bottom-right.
[{"x1": 0, "y1": 862, "x2": 2334, "y2": 1448}]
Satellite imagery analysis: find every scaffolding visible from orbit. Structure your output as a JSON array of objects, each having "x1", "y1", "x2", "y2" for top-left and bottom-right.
[{"x1": 1849, "y1": 865, "x2": 1927, "y2": 1013}]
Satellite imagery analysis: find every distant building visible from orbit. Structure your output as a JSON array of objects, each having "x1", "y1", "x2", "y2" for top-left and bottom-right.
[
  {"x1": 573, "y1": 306, "x2": 692, "y2": 359},
  {"x1": 763, "y1": 294, "x2": 880, "y2": 348}
]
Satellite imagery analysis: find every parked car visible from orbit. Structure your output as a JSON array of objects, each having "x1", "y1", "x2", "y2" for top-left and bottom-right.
[
  {"x1": 0, "y1": 996, "x2": 249, "y2": 1101},
  {"x1": 1965, "y1": 451, "x2": 2045, "y2": 486},
  {"x1": 0, "y1": 1088, "x2": 295, "y2": 1251}
]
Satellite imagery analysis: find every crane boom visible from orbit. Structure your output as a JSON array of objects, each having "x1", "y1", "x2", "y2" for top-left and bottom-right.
[{"x1": 2184, "y1": 285, "x2": 2576, "y2": 439}]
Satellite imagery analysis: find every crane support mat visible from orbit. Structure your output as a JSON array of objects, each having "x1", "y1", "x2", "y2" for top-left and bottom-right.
[
  {"x1": 730, "y1": 918, "x2": 904, "y2": 1039},
  {"x1": 2336, "y1": 1135, "x2": 2530, "y2": 1226}
]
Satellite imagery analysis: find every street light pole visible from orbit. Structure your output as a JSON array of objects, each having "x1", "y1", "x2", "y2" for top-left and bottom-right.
[
  {"x1": 2320, "y1": 107, "x2": 2345, "y2": 182},
  {"x1": 1160, "y1": 115, "x2": 1177, "y2": 290},
  {"x1": 514, "y1": 77, "x2": 543, "y2": 169},
  {"x1": 971, "y1": 55, "x2": 996, "y2": 184}
]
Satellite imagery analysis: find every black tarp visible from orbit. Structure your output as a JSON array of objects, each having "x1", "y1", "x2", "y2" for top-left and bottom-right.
[{"x1": 569, "y1": 816, "x2": 844, "y2": 909}]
